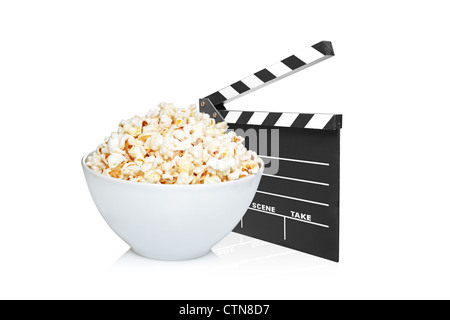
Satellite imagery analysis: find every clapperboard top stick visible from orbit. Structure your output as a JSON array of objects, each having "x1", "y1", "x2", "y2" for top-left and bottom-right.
[
  {"x1": 200, "y1": 41, "x2": 341, "y2": 131},
  {"x1": 199, "y1": 40, "x2": 342, "y2": 262}
]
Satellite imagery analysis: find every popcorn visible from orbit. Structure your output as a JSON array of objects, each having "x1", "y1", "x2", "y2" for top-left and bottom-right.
[
  {"x1": 86, "y1": 102, "x2": 261, "y2": 184},
  {"x1": 191, "y1": 164, "x2": 204, "y2": 174},
  {"x1": 107, "y1": 153, "x2": 127, "y2": 169},
  {"x1": 86, "y1": 152, "x2": 106, "y2": 173},
  {"x1": 144, "y1": 170, "x2": 161, "y2": 183},
  {"x1": 123, "y1": 163, "x2": 142, "y2": 177},
  {"x1": 176, "y1": 172, "x2": 192, "y2": 185},
  {"x1": 162, "y1": 173, "x2": 174, "y2": 182},
  {"x1": 105, "y1": 167, "x2": 123, "y2": 179},
  {"x1": 227, "y1": 170, "x2": 241, "y2": 181},
  {"x1": 128, "y1": 146, "x2": 145, "y2": 165},
  {"x1": 205, "y1": 175, "x2": 222, "y2": 184}
]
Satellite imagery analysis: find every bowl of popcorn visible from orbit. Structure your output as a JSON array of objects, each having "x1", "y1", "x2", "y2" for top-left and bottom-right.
[{"x1": 82, "y1": 103, "x2": 263, "y2": 260}]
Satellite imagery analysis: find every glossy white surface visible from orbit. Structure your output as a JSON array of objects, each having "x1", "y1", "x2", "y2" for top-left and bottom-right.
[
  {"x1": 113, "y1": 233, "x2": 330, "y2": 277},
  {"x1": 82, "y1": 153, "x2": 263, "y2": 260},
  {"x1": 1, "y1": 1, "x2": 450, "y2": 300}
]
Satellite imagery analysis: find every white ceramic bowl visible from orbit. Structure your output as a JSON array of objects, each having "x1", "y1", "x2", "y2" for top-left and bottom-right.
[{"x1": 82, "y1": 152, "x2": 263, "y2": 260}]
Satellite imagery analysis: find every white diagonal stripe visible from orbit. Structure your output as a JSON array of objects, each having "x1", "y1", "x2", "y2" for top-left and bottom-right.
[
  {"x1": 224, "y1": 111, "x2": 242, "y2": 124},
  {"x1": 257, "y1": 190, "x2": 329, "y2": 207},
  {"x1": 266, "y1": 62, "x2": 292, "y2": 77},
  {"x1": 305, "y1": 114, "x2": 334, "y2": 129},
  {"x1": 274, "y1": 113, "x2": 298, "y2": 127},
  {"x1": 219, "y1": 86, "x2": 240, "y2": 100},
  {"x1": 294, "y1": 46, "x2": 324, "y2": 64},
  {"x1": 241, "y1": 74, "x2": 265, "y2": 89},
  {"x1": 247, "y1": 112, "x2": 269, "y2": 125}
]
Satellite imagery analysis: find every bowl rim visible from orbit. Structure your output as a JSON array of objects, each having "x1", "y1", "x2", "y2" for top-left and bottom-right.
[{"x1": 82, "y1": 151, "x2": 264, "y2": 188}]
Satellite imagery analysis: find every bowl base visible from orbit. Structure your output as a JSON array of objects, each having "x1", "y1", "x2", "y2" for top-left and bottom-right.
[{"x1": 131, "y1": 248, "x2": 212, "y2": 261}]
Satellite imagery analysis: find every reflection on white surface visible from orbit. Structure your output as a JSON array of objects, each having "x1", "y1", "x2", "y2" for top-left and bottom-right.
[
  {"x1": 110, "y1": 233, "x2": 335, "y2": 279},
  {"x1": 212, "y1": 233, "x2": 332, "y2": 278}
]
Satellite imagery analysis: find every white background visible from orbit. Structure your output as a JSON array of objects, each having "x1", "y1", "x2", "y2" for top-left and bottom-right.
[{"x1": 1, "y1": 0, "x2": 449, "y2": 300}]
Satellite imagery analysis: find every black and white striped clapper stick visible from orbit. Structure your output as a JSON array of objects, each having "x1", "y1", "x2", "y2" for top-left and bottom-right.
[{"x1": 200, "y1": 41, "x2": 342, "y2": 262}]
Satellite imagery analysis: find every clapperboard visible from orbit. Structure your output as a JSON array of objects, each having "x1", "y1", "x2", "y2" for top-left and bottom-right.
[{"x1": 199, "y1": 41, "x2": 342, "y2": 262}]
